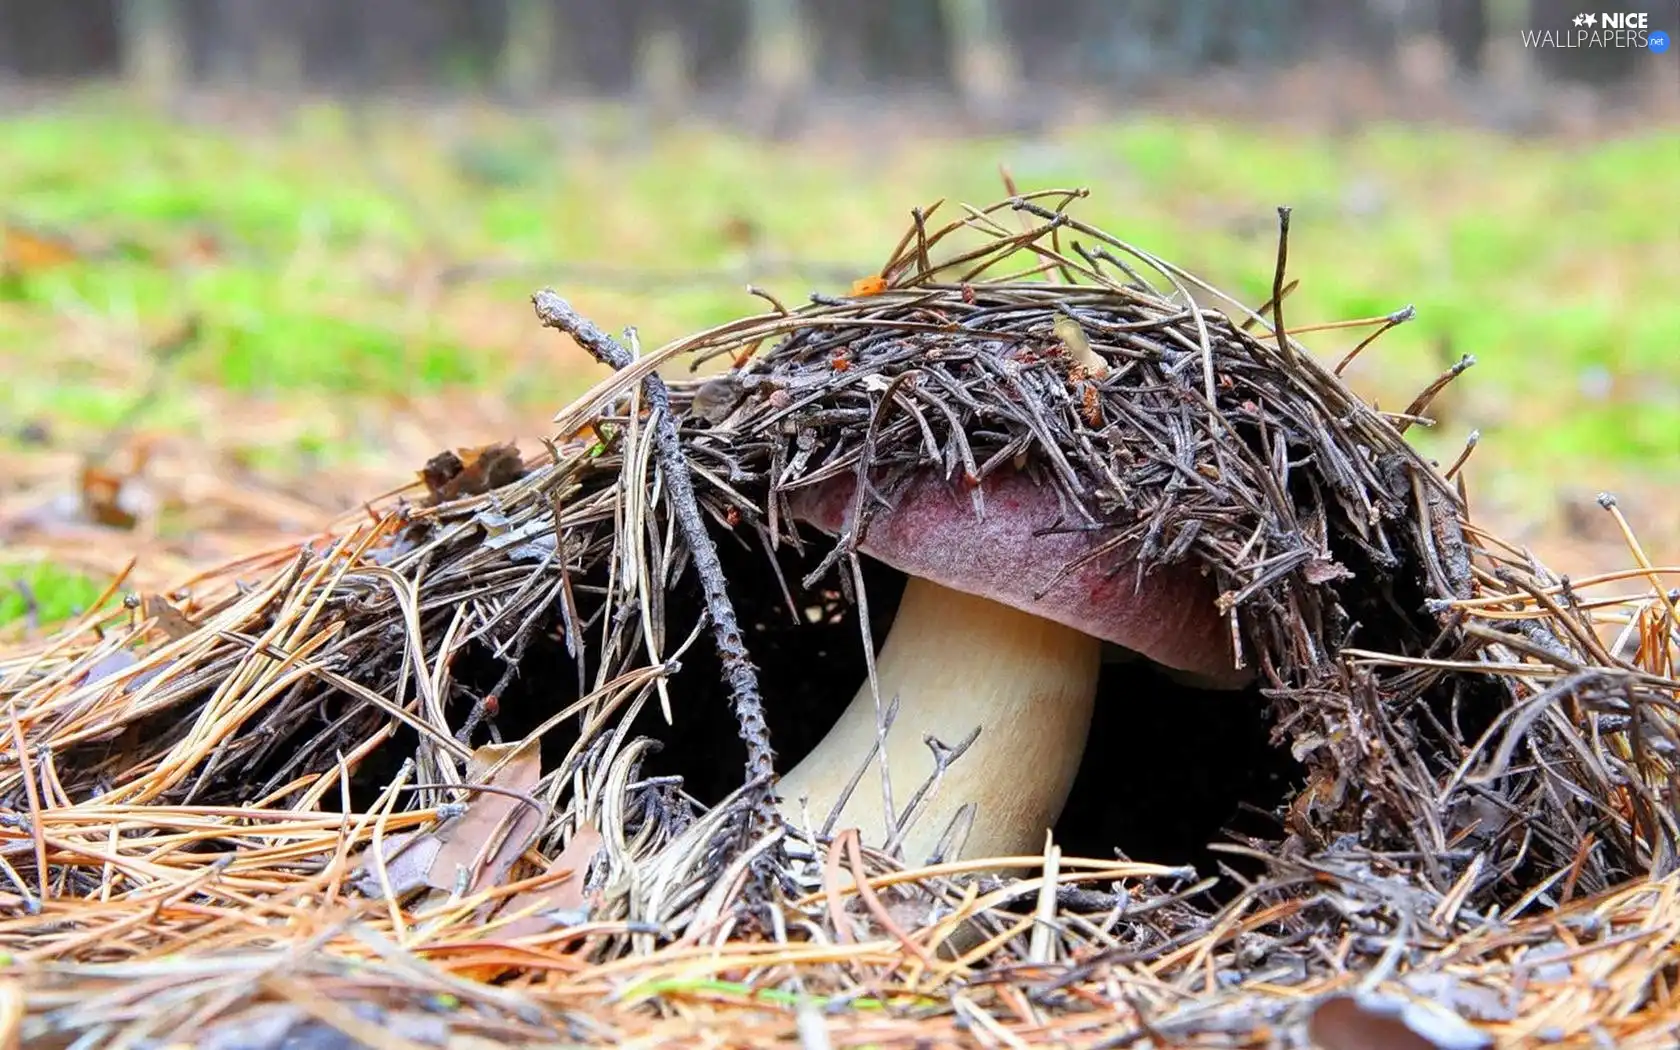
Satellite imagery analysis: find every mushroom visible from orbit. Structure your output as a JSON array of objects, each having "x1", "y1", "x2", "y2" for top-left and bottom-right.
[{"x1": 776, "y1": 467, "x2": 1250, "y2": 864}]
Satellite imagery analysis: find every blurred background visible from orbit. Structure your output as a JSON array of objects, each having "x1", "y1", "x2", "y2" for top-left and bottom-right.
[{"x1": 1, "y1": 0, "x2": 1675, "y2": 626}]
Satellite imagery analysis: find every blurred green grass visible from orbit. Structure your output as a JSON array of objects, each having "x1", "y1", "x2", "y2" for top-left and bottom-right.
[
  {"x1": 0, "y1": 562, "x2": 110, "y2": 627},
  {"x1": 2, "y1": 94, "x2": 1677, "y2": 627}
]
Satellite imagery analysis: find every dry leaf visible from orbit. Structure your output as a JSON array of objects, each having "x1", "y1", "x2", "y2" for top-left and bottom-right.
[
  {"x1": 495, "y1": 822, "x2": 604, "y2": 939},
  {"x1": 358, "y1": 831, "x2": 443, "y2": 899},
  {"x1": 719, "y1": 214, "x2": 759, "y2": 249},
  {"x1": 1307, "y1": 993, "x2": 1492, "y2": 1050},
  {"x1": 850, "y1": 275, "x2": 888, "y2": 297},
  {"x1": 691, "y1": 376, "x2": 746, "y2": 424},
  {"x1": 143, "y1": 595, "x2": 201, "y2": 640},
  {"x1": 430, "y1": 738, "x2": 545, "y2": 897},
  {"x1": 420, "y1": 441, "x2": 527, "y2": 505},
  {"x1": 2, "y1": 223, "x2": 81, "y2": 273},
  {"x1": 352, "y1": 737, "x2": 545, "y2": 902},
  {"x1": 1304, "y1": 558, "x2": 1354, "y2": 585},
  {"x1": 79, "y1": 464, "x2": 138, "y2": 529}
]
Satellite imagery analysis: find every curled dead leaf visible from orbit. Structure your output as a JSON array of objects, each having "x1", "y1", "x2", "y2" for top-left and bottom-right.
[
  {"x1": 493, "y1": 821, "x2": 605, "y2": 940},
  {"x1": 353, "y1": 737, "x2": 545, "y2": 903},
  {"x1": 691, "y1": 376, "x2": 746, "y2": 424},
  {"x1": 433, "y1": 738, "x2": 545, "y2": 897},
  {"x1": 142, "y1": 595, "x2": 200, "y2": 640},
  {"x1": 1307, "y1": 993, "x2": 1492, "y2": 1050},
  {"x1": 1304, "y1": 558, "x2": 1354, "y2": 585},
  {"x1": 79, "y1": 465, "x2": 139, "y2": 530},
  {"x1": 420, "y1": 442, "x2": 527, "y2": 505},
  {"x1": 356, "y1": 831, "x2": 444, "y2": 899}
]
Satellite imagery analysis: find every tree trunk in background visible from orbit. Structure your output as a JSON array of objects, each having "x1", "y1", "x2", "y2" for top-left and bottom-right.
[
  {"x1": 554, "y1": 0, "x2": 637, "y2": 92},
  {"x1": 499, "y1": 0, "x2": 559, "y2": 102},
  {"x1": 997, "y1": 0, "x2": 1090, "y2": 86},
  {"x1": 0, "y1": 0, "x2": 1659, "y2": 101},
  {"x1": 684, "y1": 0, "x2": 750, "y2": 90},
  {"x1": 118, "y1": 0, "x2": 185, "y2": 98},
  {"x1": 742, "y1": 0, "x2": 811, "y2": 135},
  {"x1": 0, "y1": 0, "x2": 121, "y2": 78},
  {"x1": 940, "y1": 0, "x2": 1019, "y2": 116},
  {"x1": 184, "y1": 0, "x2": 305, "y2": 89},
  {"x1": 1438, "y1": 0, "x2": 1489, "y2": 74},
  {"x1": 1298, "y1": 0, "x2": 1402, "y2": 61},
  {"x1": 1000, "y1": 0, "x2": 1393, "y2": 87},
  {"x1": 338, "y1": 0, "x2": 503, "y2": 92},
  {"x1": 806, "y1": 0, "x2": 952, "y2": 88},
  {"x1": 635, "y1": 2, "x2": 692, "y2": 124}
]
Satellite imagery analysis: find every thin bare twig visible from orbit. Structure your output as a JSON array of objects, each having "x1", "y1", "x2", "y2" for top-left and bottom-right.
[{"x1": 531, "y1": 290, "x2": 777, "y2": 831}]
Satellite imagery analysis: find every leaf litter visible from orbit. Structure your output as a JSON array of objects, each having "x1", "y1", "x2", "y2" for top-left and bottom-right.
[{"x1": 0, "y1": 187, "x2": 1676, "y2": 1048}]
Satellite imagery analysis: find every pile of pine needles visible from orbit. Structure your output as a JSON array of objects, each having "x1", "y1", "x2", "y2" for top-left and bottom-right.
[{"x1": 2, "y1": 190, "x2": 1677, "y2": 1048}]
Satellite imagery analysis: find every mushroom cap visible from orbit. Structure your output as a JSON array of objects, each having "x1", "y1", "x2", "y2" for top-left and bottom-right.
[{"x1": 788, "y1": 469, "x2": 1249, "y2": 689}]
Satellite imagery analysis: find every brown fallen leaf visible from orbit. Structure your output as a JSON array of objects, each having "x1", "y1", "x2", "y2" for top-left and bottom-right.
[
  {"x1": 494, "y1": 821, "x2": 604, "y2": 939},
  {"x1": 719, "y1": 213, "x2": 760, "y2": 250},
  {"x1": 419, "y1": 449, "x2": 466, "y2": 495},
  {"x1": 142, "y1": 595, "x2": 201, "y2": 640},
  {"x1": 79, "y1": 464, "x2": 139, "y2": 530},
  {"x1": 431, "y1": 737, "x2": 545, "y2": 898},
  {"x1": 419, "y1": 442, "x2": 527, "y2": 505},
  {"x1": 690, "y1": 375, "x2": 746, "y2": 425},
  {"x1": 2, "y1": 222, "x2": 82, "y2": 273},
  {"x1": 355, "y1": 830, "x2": 444, "y2": 899},
  {"x1": 1304, "y1": 557, "x2": 1354, "y2": 585},
  {"x1": 352, "y1": 737, "x2": 545, "y2": 902},
  {"x1": 1307, "y1": 993, "x2": 1492, "y2": 1050}
]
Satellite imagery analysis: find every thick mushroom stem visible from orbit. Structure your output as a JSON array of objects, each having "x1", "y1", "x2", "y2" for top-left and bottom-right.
[{"x1": 776, "y1": 575, "x2": 1102, "y2": 864}]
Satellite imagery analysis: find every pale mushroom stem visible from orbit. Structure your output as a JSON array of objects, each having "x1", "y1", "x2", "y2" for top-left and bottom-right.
[{"x1": 776, "y1": 575, "x2": 1103, "y2": 864}]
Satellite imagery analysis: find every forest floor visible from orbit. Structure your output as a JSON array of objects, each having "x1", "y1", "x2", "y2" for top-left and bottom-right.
[{"x1": 2, "y1": 87, "x2": 1676, "y2": 628}]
